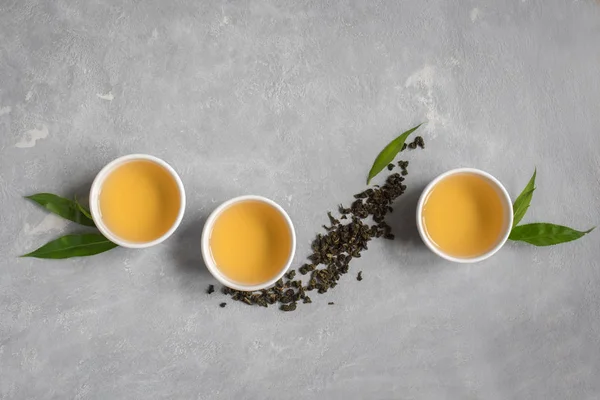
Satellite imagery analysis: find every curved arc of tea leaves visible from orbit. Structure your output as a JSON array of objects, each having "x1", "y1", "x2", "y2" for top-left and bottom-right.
[{"x1": 366, "y1": 123, "x2": 424, "y2": 184}]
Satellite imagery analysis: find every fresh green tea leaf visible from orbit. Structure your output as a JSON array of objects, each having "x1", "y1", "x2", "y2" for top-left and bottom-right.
[
  {"x1": 509, "y1": 223, "x2": 594, "y2": 246},
  {"x1": 21, "y1": 233, "x2": 118, "y2": 259},
  {"x1": 367, "y1": 123, "x2": 424, "y2": 184},
  {"x1": 512, "y1": 168, "x2": 536, "y2": 227},
  {"x1": 74, "y1": 197, "x2": 93, "y2": 220},
  {"x1": 25, "y1": 193, "x2": 95, "y2": 226}
]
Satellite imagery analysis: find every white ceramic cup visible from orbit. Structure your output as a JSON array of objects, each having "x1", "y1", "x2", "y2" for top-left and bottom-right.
[
  {"x1": 416, "y1": 168, "x2": 513, "y2": 263},
  {"x1": 201, "y1": 195, "x2": 296, "y2": 291},
  {"x1": 89, "y1": 154, "x2": 186, "y2": 249}
]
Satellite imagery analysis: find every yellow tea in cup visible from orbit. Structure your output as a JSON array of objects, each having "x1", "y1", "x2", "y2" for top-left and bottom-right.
[
  {"x1": 421, "y1": 172, "x2": 507, "y2": 258},
  {"x1": 99, "y1": 160, "x2": 181, "y2": 243},
  {"x1": 208, "y1": 200, "x2": 293, "y2": 286}
]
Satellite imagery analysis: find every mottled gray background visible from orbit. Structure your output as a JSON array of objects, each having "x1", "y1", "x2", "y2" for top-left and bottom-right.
[{"x1": 1, "y1": 0, "x2": 599, "y2": 399}]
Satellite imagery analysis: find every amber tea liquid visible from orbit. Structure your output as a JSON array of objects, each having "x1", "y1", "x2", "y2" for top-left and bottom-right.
[
  {"x1": 99, "y1": 160, "x2": 181, "y2": 243},
  {"x1": 209, "y1": 200, "x2": 292, "y2": 285},
  {"x1": 421, "y1": 173, "x2": 507, "y2": 258}
]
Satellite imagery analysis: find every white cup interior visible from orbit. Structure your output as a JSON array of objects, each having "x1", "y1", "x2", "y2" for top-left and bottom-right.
[
  {"x1": 416, "y1": 168, "x2": 513, "y2": 263},
  {"x1": 201, "y1": 195, "x2": 296, "y2": 292},
  {"x1": 89, "y1": 154, "x2": 186, "y2": 249}
]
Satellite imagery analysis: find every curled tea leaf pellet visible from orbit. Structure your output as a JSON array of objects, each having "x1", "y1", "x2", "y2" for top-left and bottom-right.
[{"x1": 286, "y1": 270, "x2": 296, "y2": 280}]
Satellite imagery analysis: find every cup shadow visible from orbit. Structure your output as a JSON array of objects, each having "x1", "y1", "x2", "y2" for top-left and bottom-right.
[
  {"x1": 385, "y1": 185, "x2": 427, "y2": 247},
  {"x1": 381, "y1": 184, "x2": 443, "y2": 272},
  {"x1": 170, "y1": 217, "x2": 214, "y2": 282}
]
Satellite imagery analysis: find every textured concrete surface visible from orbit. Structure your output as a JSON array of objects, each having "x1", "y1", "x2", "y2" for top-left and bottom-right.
[{"x1": 1, "y1": 0, "x2": 600, "y2": 399}]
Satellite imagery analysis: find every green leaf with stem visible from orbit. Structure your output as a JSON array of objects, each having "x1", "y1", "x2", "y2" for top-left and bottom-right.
[
  {"x1": 74, "y1": 196, "x2": 93, "y2": 220},
  {"x1": 21, "y1": 233, "x2": 118, "y2": 259},
  {"x1": 366, "y1": 123, "x2": 424, "y2": 185},
  {"x1": 509, "y1": 223, "x2": 594, "y2": 246},
  {"x1": 512, "y1": 168, "x2": 536, "y2": 227},
  {"x1": 25, "y1": 193, "x2": 95, "y2": 226}
]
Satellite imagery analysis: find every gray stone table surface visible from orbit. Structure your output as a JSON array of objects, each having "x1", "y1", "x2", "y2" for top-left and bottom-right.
[{"x1": 1, "y1": 0, "x2": 599, "y2": 399}]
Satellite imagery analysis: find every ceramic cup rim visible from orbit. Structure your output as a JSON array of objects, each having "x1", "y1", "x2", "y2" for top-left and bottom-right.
[
  {"x1": 201, "y1": 195, "x2": 297, "y2": 292},
  {"x1": 416, "y1": 167, "x2": 513, "y2": 263},
  {"x1": 89, "y1": 154, "x2": 186, "y2": 249}
]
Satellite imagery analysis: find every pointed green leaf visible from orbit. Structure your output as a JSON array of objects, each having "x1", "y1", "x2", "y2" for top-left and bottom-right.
[
  {"x1": 25, "y1": 193, "x2": 95, "y2": 226},
  {"x1": 74, "y1": 197, "x2": 93, "y2": 220},
  {"x1": 367, "y1": 123, "x2": 424, "y2": 184},
  {"x1": 509, "y1": 223, "x2": 594, "y2": 246},
  {"x1": 512, "y1": 168, "x2": 536, "y2": 227},
  {"x1": 21, "y1": 233, "x2": 118, "y2": 259}
]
